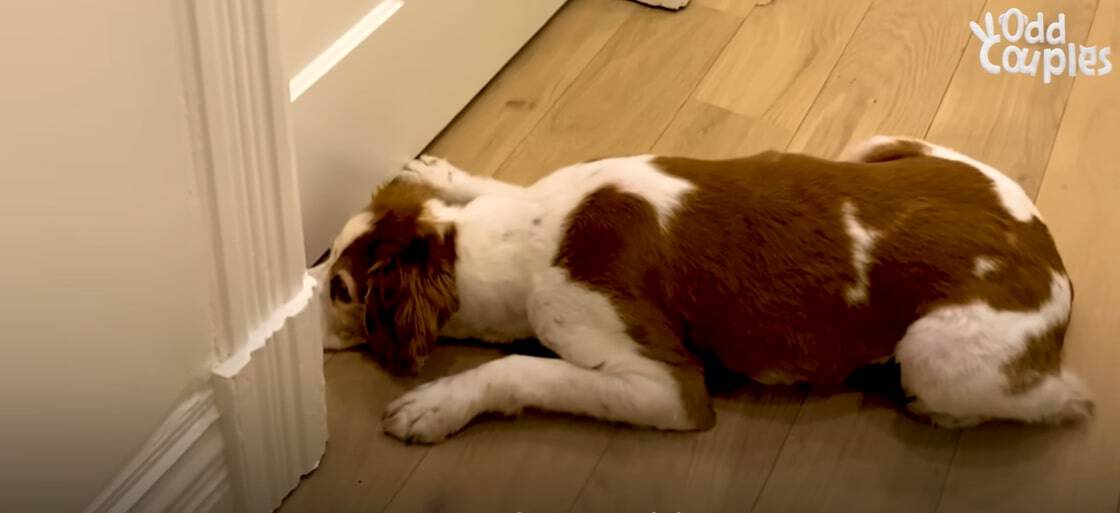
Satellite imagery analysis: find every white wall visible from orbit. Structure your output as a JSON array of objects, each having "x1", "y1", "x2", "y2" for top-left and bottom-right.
[
  {"x1": 277, "y1": 0, "x2": 566, "y2": 262},
  {"x1": 0, "y1": 2, "x2": 216, "y2": 511}
]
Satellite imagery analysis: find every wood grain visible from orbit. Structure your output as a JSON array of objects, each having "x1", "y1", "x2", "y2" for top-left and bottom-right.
[
  {"x1": 382, "y1": 414, "x2": 613, "y2": 513},
  {"x1": 937, "y1": 1, "x2": 1120, "y2": 511},
  {"x1": 381, "y1": 347, "x2": 616, "y2": 513},
  {"x1": 653, "y1": 98, "x2": 791, "y2": 158},
  {"x1": 495, "y1": 4, "x2": 741, "y2": 184},
  {"x1": 787, "y1": 0, "x2": 986, "y2": 158},
  {"x1": 569, "y1": 384, "x2": 804, "y2": 513},
  {"x1": 424, "y1": 0, "x2": 637, "y2": 176},
  {"x1": 925, "y1": 0, "x2": 1099, "y2": 197},
  {"x1": 655, "y1": 0, "x2": 875, "y2": 157},
  {"x1": 751, "y1": 391, "x2": 959, "y2": 513},
  {"x1": 695, "y1": 0, "x2": 874, "y2": 129}
]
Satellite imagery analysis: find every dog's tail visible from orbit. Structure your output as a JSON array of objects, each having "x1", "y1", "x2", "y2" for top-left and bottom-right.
[
  {"x1": 842, "y1": 135, "x2": 935, "y2": 163},
  {"x1": 1011, "y1": 368, "x2": 1095, "y2": 424}
]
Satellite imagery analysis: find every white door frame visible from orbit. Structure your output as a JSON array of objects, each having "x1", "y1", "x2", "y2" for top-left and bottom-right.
[
  {"x1": 181, "y1": 0, "x2": 328, "y2": 511},
  {"x1": 82, "y1": 2, "x2": 329, "y2": 512}
]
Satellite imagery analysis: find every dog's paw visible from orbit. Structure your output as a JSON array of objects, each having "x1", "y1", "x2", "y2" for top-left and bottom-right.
[
  {"x1": 383, "y1": 378, "x2": 480, "y2": 444},
  {"x1": 400, "y1": 155, "x2": 463, "y2": 190}
]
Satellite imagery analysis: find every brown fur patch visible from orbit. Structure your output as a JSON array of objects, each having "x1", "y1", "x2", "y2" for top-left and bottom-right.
[
  {"x1": 555, "y1": 186, "x2": 715, "y2": 428},
  {"x1": 661, "y1": 153, "x2": 1066, "y2": 381},
  {"x1": 1004, "y1": 322, "x2": 1067, "y2": 394},
  {"x1": 553, "y1": 151, "x2": 1069, "y2": 410}
]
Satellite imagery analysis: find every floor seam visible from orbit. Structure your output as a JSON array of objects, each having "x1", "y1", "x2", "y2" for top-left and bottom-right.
[
  {"x1": 648, "y1": 5, "x2": 749, "y2": 151},
  {"x1": 563, "y1": 430, "x2": 618, "y2": 513},
  {"x1": 930, "y1": 431, "x2": 964, "y2": 513},
  {"x1": 1033, "y1": 0, "x2": 1106, "y2": 200},
  {"x1": 377, "y1": 444, "x2": 432, "y2": 513},
  {"x1": 782, "y1": 0, "x2": 876, "y2": 152},
  {"x1": 923, "y1": 0, "x2": 993, "y2": 139},
  {"x1": 745, "y1": 391, "x2": 809, "y2": 513}
]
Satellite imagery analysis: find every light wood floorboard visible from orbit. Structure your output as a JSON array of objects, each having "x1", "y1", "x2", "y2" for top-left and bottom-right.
[
  {"x1": 495, "y1": 3, "x2": 741, "y2": 184},
  {"x1": 425, "y1": 0, "x2": 637, "y2": 177},
  {"x1": 786, "y1": 0, "x2": 986, "y2": 158}
]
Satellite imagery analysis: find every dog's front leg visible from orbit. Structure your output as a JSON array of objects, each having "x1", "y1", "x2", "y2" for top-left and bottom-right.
[
  {"x1": 401, "y1": 155, "x2": 526, "y2": 203},
  {"x1": 382, "y1": 353, "x2": 707, "y2": 443},
  {"x1": 383, "y1": 268, "x2": 715, "y2": 443}
]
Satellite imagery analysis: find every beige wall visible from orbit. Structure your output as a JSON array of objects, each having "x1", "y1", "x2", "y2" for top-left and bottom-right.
[{"x1": 0, "y1": 2, "x2": 216, "y2": 511}]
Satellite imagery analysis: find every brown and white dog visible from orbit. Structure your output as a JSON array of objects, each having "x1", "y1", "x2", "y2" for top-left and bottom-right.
[{"x1": 320, "y1": 135, "x2": 1092, "y2": 443}]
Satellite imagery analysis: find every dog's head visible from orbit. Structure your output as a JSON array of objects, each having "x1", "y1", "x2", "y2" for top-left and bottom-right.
[{"x1": 322, "y1": 178, "x2": 459, "y2": 375}]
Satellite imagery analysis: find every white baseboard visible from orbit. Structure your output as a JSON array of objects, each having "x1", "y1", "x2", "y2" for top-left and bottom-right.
[
  {"x1": 212, "y1": 273, "x2": 328, "y2": 513},
  {"x1": 170, "y1": 0, "x2": 327, "y2": 510},
  {"x1": 81, "y1": 390, "x2": 231, "y2": 513}
]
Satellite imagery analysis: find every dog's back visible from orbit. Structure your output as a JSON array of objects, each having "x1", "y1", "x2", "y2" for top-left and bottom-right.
[{"x1": 553, "y1": 139, "x2": 1088, "y2": 425}]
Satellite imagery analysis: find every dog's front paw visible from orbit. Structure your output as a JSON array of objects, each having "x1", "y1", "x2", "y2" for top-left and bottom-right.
[
  {"x1": 383, "y1": 378, "x2": 480, "y2": 444},
  {"x1": 400, "y1": 155, "x2": 463, "y2": 190}
]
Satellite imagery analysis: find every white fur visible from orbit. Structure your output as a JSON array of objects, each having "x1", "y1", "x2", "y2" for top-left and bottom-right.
[
  {"x1": 329, "y1": 210, "x2": 374, "y2": 267},
  {"x1": 317, "y1": 213, "x2": 375, "y2": 351},
  {"x1": 841, "y1": 201, "x2": 881, "y2": 305},
  {"x1": 434, "y1": 194, "x2": 544, "y2": 344},
  {"x1": 895, "y1": 271, "x2": 1085, "y2": 426},
  {"x1": 307, "y1": 260, "x2": 363, "y2": 351},
  {"x1": 382, "y1": 353, "x2": 689, "y2": 443}
]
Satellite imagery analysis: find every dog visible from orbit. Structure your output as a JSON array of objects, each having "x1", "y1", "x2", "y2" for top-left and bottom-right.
[{"x1": 319, "y1": 135, "x2": 1093, "y2": 443}]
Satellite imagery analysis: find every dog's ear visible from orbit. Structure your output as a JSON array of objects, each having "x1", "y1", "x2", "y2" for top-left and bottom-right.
[{"x1": 363, "y1": 227, "x2": 458, "y2": 375}]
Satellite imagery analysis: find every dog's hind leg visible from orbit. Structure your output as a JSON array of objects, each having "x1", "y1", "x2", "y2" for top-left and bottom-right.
[{"x1": 895, "y1": 272, "x2": 1092, "y2": 428}]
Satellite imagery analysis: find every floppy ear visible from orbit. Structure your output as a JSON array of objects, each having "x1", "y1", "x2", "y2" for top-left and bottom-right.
[{"x1": 363, "y1": 228, "x2": 459, "y2": 375}]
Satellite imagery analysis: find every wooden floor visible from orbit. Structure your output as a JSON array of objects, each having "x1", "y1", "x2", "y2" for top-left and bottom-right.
[{"x1": 279, "y1": 0, "x2": 1120, "y2": 512}]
